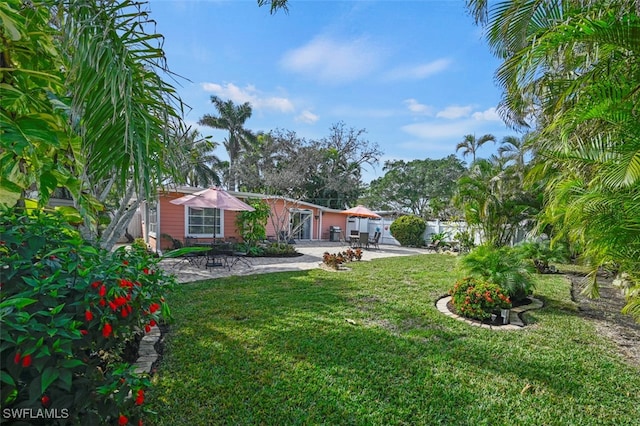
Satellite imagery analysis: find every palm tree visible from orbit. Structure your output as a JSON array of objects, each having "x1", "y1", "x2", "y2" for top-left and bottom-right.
[
  {"x1": 165, "y1": 126, "x2": 222, "y2": 188},
  {"x1": 456, "y1": 134, "x2": 496, "y2": 164},
  {"x1": 198, "y1": 96, "x2": 257, "y2": 191},
  {"x1": 465, "y1": 0, "x2": 640, "y2": 320}
]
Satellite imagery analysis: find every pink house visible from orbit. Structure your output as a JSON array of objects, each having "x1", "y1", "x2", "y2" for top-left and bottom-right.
[{"x1": 141, "y1": 186, "x2": 349, "y2": 252}]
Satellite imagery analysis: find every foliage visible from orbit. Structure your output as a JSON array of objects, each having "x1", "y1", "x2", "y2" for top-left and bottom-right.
[
  {"x1": 148, "y1": 255, "x2": 640, "y2": 425},
  {"x1": 238, "y1": 124, "x2": 381, "y2": 209},
  {"x1": 235, "y1": 199, "x2": 270, "y2": 248},
  {"x1": 454, "y1": 156, "x2": 539, "y2": 247},
  {"x1": 449, "y1": 277, "x2": 512, "y2": 320},
  {"x1": 261, "y1": 242, "x2": 299, "y2": 256},
  {"x1": 455, "y1": 133, "x2": 496, "y2": 164},
  {"x1": 365, "y1": 155, "x2": 466, "y2": 219},
  {"x1": 322, "y1": 249, "x2": 363, "y2": 270},
  {"x1": 515, "y1": 240, "x2": 569, "y2": 274},
  {"x1": 0, "y1": 0, "x2": 183, "y2": 249},
  {"x1": 389, "y1": 215, "x2": 426, "y2": 247},
  {"x1": 0, "y1": 208, "x2": 175, "y2": 424},
  {"x1": 428, "y1": 231, "x2": 449, "y2": 251},
  {"x1": 459, "y1": 244, "x2": 534, "y2": 302},
  {"x1": 465, "y1": 1, "x2": 640, "y2": 318},
  {"x1": 454, "y1": 230, "x2": 475, "y2": 253}
]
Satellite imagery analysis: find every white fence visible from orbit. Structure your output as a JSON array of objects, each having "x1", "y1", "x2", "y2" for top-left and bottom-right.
[{"x1": 346, "y1": 218, "x2": 528, "y2": 247}]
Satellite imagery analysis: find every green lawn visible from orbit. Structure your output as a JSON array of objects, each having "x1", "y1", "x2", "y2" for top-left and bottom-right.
[{"x1": 148, "y1": 255, "x2": 640, "y2": 425}]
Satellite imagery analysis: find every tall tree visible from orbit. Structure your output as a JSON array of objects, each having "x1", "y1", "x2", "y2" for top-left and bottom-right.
[
  {"x1": 456, "y1": 133, "x2": 496, "y2": 164},
  {"x1": 164, "y1": 124, "x2": 222, "y2": 188},
  {"x1": 198, "y1": 96, "x2": 257, "y2": 191},
  {"x1": 365, "y1": 156, "x2": 466, "y2": 219}
]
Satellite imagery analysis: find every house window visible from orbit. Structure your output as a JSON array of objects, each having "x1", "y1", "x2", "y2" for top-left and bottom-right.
[
  {"x1": 148, "y1": 202, "x2": 158, "y2": 236},
  {"x1": 187, "y1": 207, "x2": 221, "y2": 237}
]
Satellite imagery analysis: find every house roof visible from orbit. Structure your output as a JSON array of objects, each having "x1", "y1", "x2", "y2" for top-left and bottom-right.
[{"x1": 160, "y1": 185, "x2": 345, "y2": 214}]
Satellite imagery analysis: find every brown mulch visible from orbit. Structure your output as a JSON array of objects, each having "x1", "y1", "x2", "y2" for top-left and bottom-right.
[{"x1": 568, "y1": 272, "x2": 640, "y2": 367}]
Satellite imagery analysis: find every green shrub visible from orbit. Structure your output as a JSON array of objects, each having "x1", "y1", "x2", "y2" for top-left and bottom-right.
[
  {"x1": 389, "y1": 215, "x2": 426, "y2": 247},
  {"x1": 459, "y1": 244, "x2": 534, "y2": 302},
  {"x1": 449, "y1": 277, "x2": 512, "y2": 320},
  {"x1": 262, "y1": 242, "x2": 298, "y2": 256},
  {"x1": 515, "y1": 240, "x2": 569, "y2": 274},
  {"x1": 0, "y1": 208, "x2": 175, "y2": 425}
]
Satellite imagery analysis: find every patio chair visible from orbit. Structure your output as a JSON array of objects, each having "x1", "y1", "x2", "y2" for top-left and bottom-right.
[
  {"x1": 369, "y1": 231, "x2": 381, "y2": 250},
  {"x1": 358, "y1": 232, "x2": 369, "y2": 249}
]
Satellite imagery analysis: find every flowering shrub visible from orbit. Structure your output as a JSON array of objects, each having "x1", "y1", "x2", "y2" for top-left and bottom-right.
[
  {"x1": 0, "y1": 208, "x2": 175, "y2": 425},
  {"x1": 449, "y1": 277, "x2": 512, "y2": 320},
  {"x1": 322, "y1": 249, "x2": 363, "y2": 270}
]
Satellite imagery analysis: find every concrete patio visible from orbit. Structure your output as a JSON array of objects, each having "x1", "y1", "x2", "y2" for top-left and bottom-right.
[{"x1": 159, "y1": 241, "x2": 434, "y2": 284}]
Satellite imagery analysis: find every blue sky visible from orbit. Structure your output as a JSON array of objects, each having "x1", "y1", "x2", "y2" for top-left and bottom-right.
[{"x1": 148, "y1": 0, "x2": 515, "y2": 181}]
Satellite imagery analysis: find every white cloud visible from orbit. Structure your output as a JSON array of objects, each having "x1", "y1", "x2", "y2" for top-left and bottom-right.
[
  {"x1": 296, "y1": 110, "x2": 320, "y2": 124},
  {"x1": 404, "y1": 98, "x2": 434, "y2": 115},
  {"x1": 201, "y1": 82, "x2": 294, "y2": 113},
  {"x1": 436, "y1": 105, "x2": 473, "y2": 119},
  {"x1": 280, "y1": 35, "x2": 382, "y2": 83},
  {"x1": 402, "y1": 121, "x2": 473, "y2": 140},
  {"x1": 385, "y1": 58, "x2": 452, "y2": 80},
  {"x1": 472, "y1": 107, "x2": 501, "y2": 121}
]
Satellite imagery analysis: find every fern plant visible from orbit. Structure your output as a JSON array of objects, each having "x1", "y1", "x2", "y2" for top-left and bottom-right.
[{"x1": 459, "y1": 245, "x2": 534, "y2": 302}]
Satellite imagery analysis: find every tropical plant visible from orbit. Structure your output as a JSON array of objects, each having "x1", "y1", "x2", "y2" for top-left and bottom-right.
[
  {"x1": 455, "y1": 133, "x2": 496, "y2": 164},
  {"x1": 389, "y1": 215, "x2": 427, "y2": 247},
  {"x1": 0, "y1": 0, "x2": 183, "y2": 250},
  {"x1": 459, "y1": 245, "x2": 534, "y2": 302},
  {"x1": 454, "y1": 157, "x2": 537, "y2": 247},
  {"x1": 236, "y1": 199, "x2": 271, "y2": 249},
  {"x1": 465, "y1": 0, "x2": 640, "y2": 320},
  {"x1": 516, "y1": 240, "x2": 569, "y2": 274},
  {"x1": 449, "y1": 277, "x2": 512, "y2": 320},
  {"x1": 0, "y1": 208, "x2": 175, "y2": 424},
  {"x1": 198, "y1": 96, "x2": 257, "y2": 191},
  {"x1": 165, "y1": 125, "x2": 222, "y2": 188}
]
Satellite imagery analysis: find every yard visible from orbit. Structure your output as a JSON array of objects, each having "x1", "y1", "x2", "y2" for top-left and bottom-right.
[{"x1": 147, "y1": 255, "x2": 640, "y2": 425}]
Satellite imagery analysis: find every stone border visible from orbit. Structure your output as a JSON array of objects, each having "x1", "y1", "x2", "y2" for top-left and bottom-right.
[
  {"x1": 133, "y1": 325, "x2": 162, "y2": 374},
  {"x1": 435, "y1": 295, "x2": 544, "y2": 331}
]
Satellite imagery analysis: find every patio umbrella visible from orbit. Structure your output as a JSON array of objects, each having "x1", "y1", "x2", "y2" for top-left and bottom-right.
[
  {"x1": 170, "y1": 187, "x2": 255, "y2": 239},
  {"x1": 342, "y1": 205, "x2": 381, "y2": 233},
  {"x1": 342, "y1": 205, "x2": 382, "y2": 219}
]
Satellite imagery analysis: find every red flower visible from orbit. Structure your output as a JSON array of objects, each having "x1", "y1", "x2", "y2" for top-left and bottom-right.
[
  {"x1": 21, "y1": 354, "x2": 32, "y2": 367},
  {"x1": 91, "y1": 281, "x2": 101, "y2": 288},
  {"x1": 41, "y1": 395, "x2": 51, "y2": 407},
  {"x1": 99, "y1": 285, "x2": 106, "y2": 297},
  {"x1": 99, "y1": 298, "x2": 106, "y2": 307},
  {"x1": 149, "y1": 303, "x2": 160, "y2": 313},
  {"x1": 14, "y1": 352, "x2": 21, "y2": 365},
  {"x1": 144, "y1": 324, "x2": 151, "y2": 333},
  {"x1": 123, "y1": 260, "x2": 129, "y2": 266},
  {"x1": 149, "y1": 319, "x2": 156, "y2": 327},
  {"x1": 143, "y1": 268, "x2": 150, "y2": 274},
  {"x1": 135, "y1": 389, "x2": 145, "y2": 405},
  {"x1": 139, "y1": 420, "x2": 143, "y2": 426},
  {"x1": 102, "y1": 323, "x2": 112, "y2": 338},
  {"x1": 80, "y1": 329, "x2": 88, "y2": 335},
  {"x1": 118, "y1": 414, "x2": 128, "y2": 425},
  {"x1": 121, "y1": 308, "x2": 129, "y2": 318},
  {"x1": 115, "y1": 296, "x2": 127, "y2": 307},
  {"x1": 119, "y1": 279, "x2": 133, "y2": 288},
  {"x1": 85, "y1": 310, "x2": 93, "y2": 321},
  {"x1": 109, "y1": 301, "x2": 118, "y2": 311}
]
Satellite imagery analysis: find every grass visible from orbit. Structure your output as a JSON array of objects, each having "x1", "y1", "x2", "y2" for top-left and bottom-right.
[{"x1": 147, "y1": 255, "x2": 640, "y2": 425}]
